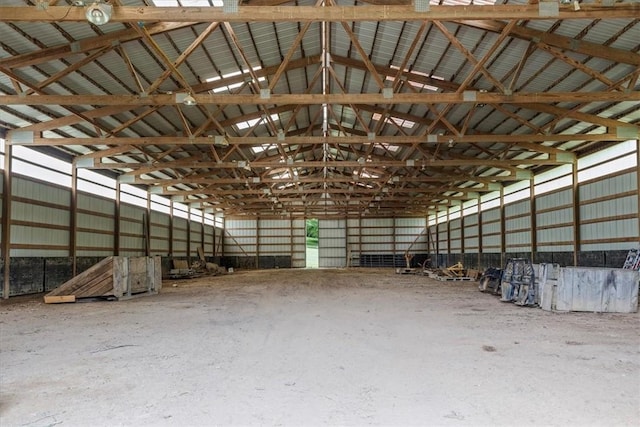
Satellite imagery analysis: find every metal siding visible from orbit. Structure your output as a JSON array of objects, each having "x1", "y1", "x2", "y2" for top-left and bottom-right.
[
  {"x1": 172, "y1": 217, "x2": 189, "y2": 256},
  {"x1": 505, "y1": 199, "x2": 530, "y2": 217},
  {"x1": 318, "y1": 219, "x2": 346, "y2": 268},
  {"x1": 536, "y1": 188, "x2": 572, "y2": 210},
  {"x1": 580, "y1": 219, "x2": 639, "y2": 251},
  {"x1": 224, "y1": 218, "x2": 257, "y2": 256},
  {"x1": 13, "y1": 177, "x2": 70, "y2": 206},
  {"x1": 259, "y1": 218, "x2": 292, "y2": 257},
  {"x1": 190, "y1": 221, "x2": 202, "y2": 257},
  {"x1": 291, "y1": 218, "x2": 306, "y2": 268},
  {"x1": 482, "y1": 207, "x2": 501, "y2": 222}
]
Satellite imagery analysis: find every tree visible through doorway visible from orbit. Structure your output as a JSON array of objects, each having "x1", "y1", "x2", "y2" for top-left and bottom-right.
[{"x1": 306, "y1": 218, "x2": 318, "y2": 268}]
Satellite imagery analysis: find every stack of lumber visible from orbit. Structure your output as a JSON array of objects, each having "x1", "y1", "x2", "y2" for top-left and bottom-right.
[{"x1": 44, "y1": 256, "x2": 161, "y2": 303}]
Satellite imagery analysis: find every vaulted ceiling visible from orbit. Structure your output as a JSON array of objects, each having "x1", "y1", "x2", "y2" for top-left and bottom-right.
[{"x1": 1, "y1": 0, "x2": 639, "y2": 218}]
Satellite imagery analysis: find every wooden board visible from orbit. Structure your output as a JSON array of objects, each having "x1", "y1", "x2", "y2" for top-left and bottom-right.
[
  {"x1": 44, "y1": 295, "x2": 76, "y2": 304},
  {"x1": 44, "y1": 256, "x2": 161, "y2": 303}
]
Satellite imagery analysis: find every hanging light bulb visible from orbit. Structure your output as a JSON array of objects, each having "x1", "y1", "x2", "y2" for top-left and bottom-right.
[
  {"x1": 182, "y1": 93, "x2": 197, "y2": 106},
  {"x1": 85, "y1": 1, "x2": 112, "y2": 26}
]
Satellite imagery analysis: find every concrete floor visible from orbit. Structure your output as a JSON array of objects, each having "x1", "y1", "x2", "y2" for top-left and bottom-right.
[{"x1": 1, "y1": 268, "x2": 638, "y2": 426}]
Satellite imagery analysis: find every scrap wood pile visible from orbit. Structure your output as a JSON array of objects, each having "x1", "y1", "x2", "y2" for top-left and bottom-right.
[
  {"x1": 422, "y1": 262, "x2": 480, "y2": 281},
  {"x1": 169, "y1": 259, "x2": 227, "y2": 279}
]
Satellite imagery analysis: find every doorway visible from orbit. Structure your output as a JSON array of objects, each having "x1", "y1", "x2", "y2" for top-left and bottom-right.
[{"x1": 306, "y1": 218, "x2": 319, "y2": 268}]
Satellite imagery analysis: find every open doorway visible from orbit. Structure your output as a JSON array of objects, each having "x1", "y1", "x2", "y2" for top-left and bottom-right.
[{"x1": 306, "y1": 218, "x2": 319, "y2": 268}]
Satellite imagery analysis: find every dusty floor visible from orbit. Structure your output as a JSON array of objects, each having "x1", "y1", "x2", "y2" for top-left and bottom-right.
[{"x1": 1, "y1": 268, "x2": 638, "y2": 426}]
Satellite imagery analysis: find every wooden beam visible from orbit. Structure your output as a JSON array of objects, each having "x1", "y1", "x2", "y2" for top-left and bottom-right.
[
  {"x1": 0, "y1": 5, "x2": 636, "y2": 23},
  {"x1": 11, "y1": 133, "x2": 629, "y2": 147},
  {"x1": 0, "y1": 22, "x2": 196, "y2": 69},
  {"x1": 2, "y1": 91, "x2": 638, "y2": 106},
  {"x1": 459, "y1": 19, "x2": 640, "y2": 66}
]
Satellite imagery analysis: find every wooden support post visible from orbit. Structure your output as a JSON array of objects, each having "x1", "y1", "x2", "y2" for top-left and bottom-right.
[
  {"x1": 201, "y1": 213, "x2": 205, "y2": 257},
  {"x1": 500, "y1": 186, "x2": 506, "y2": 268},
  {"x1": 145, "y1": 192, "x2": 151, "y2": 257},
  {"x1": 114, "y1": 181, "x2": 121, "y2": 256},
  {"x1": 256, "y1": 216, "x2": 260, "y2": 269},
  {"x1": 478, "y1": 198, "x2": 483, "y2": 269},
  {"x1": 289, "y1": 216, "x2": 294, "y2": 267},
  {"x1": 446, "y1": 207, "x2": 451, "y2": 266},
  {"x1": 70, "y1": 162, "x2": 78, "y2": 276},
  {"x1": 2, "y1": 144, "x2": 12, "y2": 299},
  {"x1": 572, "y1": 161, "x2": 581, "y2": 267},
  {"x1": 637, "y1": 140, "x2": 640, "y2": 242},
  {"x1": 187, "y1": 206, "x2": 192, "y2": 265},
  {"x1": 392, "y1": 216, "x2": 396, "y2": 267},
  {"x1": 530, "y1": 179, "x2": 537, "y2": 263},
  {"x1": 460, "y1": 208, "x2": 465, "y2": 265},
  {"x1": 169, "y1": 200, "x2": 174, "y2": 258}
]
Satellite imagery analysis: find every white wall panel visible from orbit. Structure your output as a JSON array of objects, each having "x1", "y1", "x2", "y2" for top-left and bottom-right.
[
  {"x1": 13, "y1": 201, "x2": 69, "y2": 227},
  {"x1": 77, "y1": 212, "x2": 113, "y2": 232},
  {"x1": 291, "y1": 218, "x2": 306, "y2": 268},
  {"x1": 482, "y1": 207, "x2": 501, "y2": 222},
  {"x1": 580, "y1": 196, "x2": 637, "y2": 221},
  {"x1": 505, "y1": 199, "x2": 530, "y2": 217},
  {"x1": 77, "y1": 231, "x2": 114, "y2": 256},
  {"x1": 581, "y1": 218, "x2": 639, "y2": 251},
  {"x1": 464, "y1": 213, "x2": 479, "y2": 250},
  {"x1": 224, "y1": 218, "x2": 257, "y2": 256},
  {"x1": 13, "y1": 177, "x2": 70, "y2": 205},
  {"x1": 579, "y1": 171, "x2": 637, "y2": 201},
  {"x1": 77, "y1": 194, "x2": 111, "y2": 215},
  {"x1": 537, "y1": 207, "x2": 573, "y2": 227},
  {"x1": 172, "y1": 217, "x2": 189, "y2": 256},
  {"x1": 203, "y1": 225, "x2": 214, "y2": 256},
  {"x1": 319, "y1": 218, "x2": 346, "y2": 267},
  {"x1": 536, "y1": 188, "x2": 572, "y2": 210}
]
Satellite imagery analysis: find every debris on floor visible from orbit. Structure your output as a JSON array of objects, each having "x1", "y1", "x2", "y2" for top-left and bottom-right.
[
  {"x1": 168, "y1": 259, "x2": 227, "y2": 279},
  {"x1": 421, "y1": 262, "x2": 475, "y2": 281}
]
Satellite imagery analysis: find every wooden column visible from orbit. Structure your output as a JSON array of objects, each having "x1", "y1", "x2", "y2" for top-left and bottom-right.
[
  {"x1": 186, "y1": 206, "x2": 191, "y2": 265},
  {"x1": 345, "y1": 216, "x2": 350, "y2": 267},
  {"x1": 169, "y1": 200, "x2": 174, "y2": 258},
  {"x1": 530, "y1": 179, "x2": 537, "y2": 263},
  {"x1": 460, "y1": 206, "x2": 465, "y2": 264},
  {"x1": 637, "y1": 140, "x2": 640, "y2": 246},
  {"x1": 500, "y1": 186, "x2": 506, "y2": 267},
  {"x1": 144, "y1": 192, "x2": 151, "y2": 257},
  {"x1": 70, "y1": 163, "x2": 78, "y2": 276},
  {"x1": 2, "y1": 144, "x2": 12, "y2": 299},
  {"x1": 392, "y1": 216, "x2": 396, "y2": 266},
  {"x1": 114, "y1": 181, "x2": 121, "y2": 256},
  {"x1": 478, "y1": 197, "x2": 483, "y2": 269},
  {"x1": 572, "y1": 161, "x2": 580, "y2": 266},
  {"x1": 256, "y1": 216, "x2": 260, "y2": 269},
  {"x1": 289, "y1": 216, "x2": 294, "y2": 267},
  {"x1": 446, "y1": 208, "x2": 451, "y2": 266}
]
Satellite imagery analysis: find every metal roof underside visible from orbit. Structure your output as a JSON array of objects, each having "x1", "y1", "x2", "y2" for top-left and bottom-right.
[{"x1": 0, "y1": 0, "x2": 639, "y2": 217}]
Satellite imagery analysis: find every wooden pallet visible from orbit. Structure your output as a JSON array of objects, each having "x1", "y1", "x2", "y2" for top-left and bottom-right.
[
  {"x1": 45, "y1": 256, "x2": 162, "y2": 303},
  {"x1": 434, "y1": 276, "x2": 473, "y2": 282}
]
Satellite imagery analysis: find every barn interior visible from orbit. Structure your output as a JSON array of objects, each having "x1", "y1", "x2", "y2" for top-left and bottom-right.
[{"x1": 0, "y1": 0, "x2": 639, "y2": 425}]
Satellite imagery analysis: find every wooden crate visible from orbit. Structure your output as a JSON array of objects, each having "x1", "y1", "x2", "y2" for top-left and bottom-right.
[{"x1": 44, "y1": 256, "x2": 162, "y2": 303}]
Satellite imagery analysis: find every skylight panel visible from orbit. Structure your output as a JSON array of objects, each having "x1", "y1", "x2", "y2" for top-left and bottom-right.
[
  {"x1": 236, "y1": 113, "x2": 279, "y2": 130},
  {"x1": 372, "y1": 113, "x2": 415, "y2": 129}
]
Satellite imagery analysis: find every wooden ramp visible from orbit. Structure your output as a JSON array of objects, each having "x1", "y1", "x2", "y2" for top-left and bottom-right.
[{"x1": 45, "y1": 256, "x2": 162, "y2": 303}]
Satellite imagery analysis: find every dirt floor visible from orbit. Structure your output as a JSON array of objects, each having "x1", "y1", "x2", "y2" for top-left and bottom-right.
[{"x1": 1, "y1": 268, "x2": 639, "y2": 426}]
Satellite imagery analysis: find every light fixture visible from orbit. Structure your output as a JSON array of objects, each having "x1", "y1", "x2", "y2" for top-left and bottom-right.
[
  {"x1": 448, "y1": 139, "x2": 454, "y2": 148},
  {"x1": 183, "y1": 93, "x2": 197, "y2": 106},
  {"x1": 85, "y1": 1, "x2": 112, "y2": 26}
]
